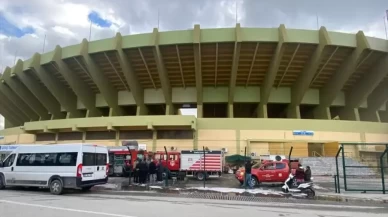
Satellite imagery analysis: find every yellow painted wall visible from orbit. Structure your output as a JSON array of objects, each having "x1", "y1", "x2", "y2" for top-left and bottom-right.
[
  {"x1": 249, "y1": 142, "x2": 269, "y2": 156},
  {"x1": 198, "y1": 130, "x2": 237, "y2": 155},
  {"x1": 284, "y1": 142, "x2": 308, "y2": 157},
  {"x1": 324, "y1": 142, "x2": 339, "y2": 157},
  {"x1": 269, "y1": 143, "x2": 284, "y2": 155},
  {"x1": 156, "y1": 140, "x2": 193, "y2": 151}
]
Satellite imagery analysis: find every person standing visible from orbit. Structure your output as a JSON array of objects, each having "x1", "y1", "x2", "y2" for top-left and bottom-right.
[
  {"x1": 243, "y1": 160, "x2": 253, "y2": 189},
  {"x1": 304, "y1": 166, "x2": 312, "y2": 182},
  {"x1": 148, "y1": 160, "x2": 157, "y2": 184}
]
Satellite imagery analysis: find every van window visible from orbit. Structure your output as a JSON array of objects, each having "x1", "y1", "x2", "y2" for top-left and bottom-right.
[
  {"x1": 96, "y1": 153, "x2": 107, "y2": 165},
  {"x1": 83, "y1": 153, "x2": 107, "y2": 166},
  {"x1": 3, "y1": 154, "x2": 16, "y2": 167},
  {"x1": 16, "y1": 152, "x2": 78, "y2": 166},
  {"x1": 83, "y1": 153, "x2": 95, "y2": 166}
]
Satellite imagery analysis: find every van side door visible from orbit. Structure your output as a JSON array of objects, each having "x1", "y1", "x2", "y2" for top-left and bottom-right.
[{"x1": 2, "y1": 154, "x2": 17, "y2": 185}]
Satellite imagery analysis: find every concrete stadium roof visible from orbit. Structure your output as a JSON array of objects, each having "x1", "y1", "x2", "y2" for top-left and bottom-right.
[{"x1": 1, "y1": 23, "x2": 388, "y2": 128}]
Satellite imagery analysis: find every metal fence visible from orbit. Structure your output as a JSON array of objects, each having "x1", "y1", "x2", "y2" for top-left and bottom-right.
[{"x1": 334, "y1": 143, "x2": 388, "y2": 194}]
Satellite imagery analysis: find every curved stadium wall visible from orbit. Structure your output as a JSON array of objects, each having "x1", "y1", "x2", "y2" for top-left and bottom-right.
[{"x1": 1, "y1": 24, "x2": 388, "y2": 158}]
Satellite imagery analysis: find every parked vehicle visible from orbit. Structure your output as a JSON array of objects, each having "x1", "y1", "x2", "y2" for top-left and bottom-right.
[
  {"x1": 154, "y1": 150, "x2": 224, "y2": 180},
  {"x1": 235, "y1": 159, "x2": 298, "y2": 186},
  {"x1": 282, "y1": 173, "x2": 315, "y2": 198},
  {"x1": 0, "y1": 144, "x2": 109, "y2": 195},
  {"x1": 107, "y1": 147, "x2": 148, "y2": 177}
]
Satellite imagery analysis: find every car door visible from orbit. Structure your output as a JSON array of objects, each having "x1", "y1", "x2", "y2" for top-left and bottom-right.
[
  {"x1": 275, "y1": 163, "x2": 287, "y2": 182},
  {"x1": 2, "y1": 153, "x2": 17, "y2": 185},
  {"x1": 259, "y1": 163, "x2": 276, "y2": 182}
]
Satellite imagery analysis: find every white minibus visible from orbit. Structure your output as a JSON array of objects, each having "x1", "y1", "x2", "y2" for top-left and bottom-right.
[{"x1": 0, "y1": 144, "x2": 109, "y2": 195}]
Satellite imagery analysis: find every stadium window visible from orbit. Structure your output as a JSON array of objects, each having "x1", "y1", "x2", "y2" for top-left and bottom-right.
[
  {"x1": 119, "y1": 130, "x2": 153, "y2": 140},
  {"x1": 157, "y1": 130, "x2": 194, "y2": 139},
  {"x1": 36, "y1": 133, "x2": 56, "y2": 141},
  {"x1": 85, "y1": 131, "x2": 116, "y2": 140},
  {"x1": 58, "y1": 132, "x2": 83, "y2": 141}
]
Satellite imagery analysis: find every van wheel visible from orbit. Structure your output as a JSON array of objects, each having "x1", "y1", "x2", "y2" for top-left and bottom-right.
[
  {"x1": 50, "y1": 180, "x2": 63, "y2": 195},
  {"x1": 0, "y1": 175, "x2": 5, "y2": 190}
]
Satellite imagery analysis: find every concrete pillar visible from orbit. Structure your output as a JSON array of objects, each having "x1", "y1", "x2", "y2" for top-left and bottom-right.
[
  {"x1": 313, "y1": 106, "x2": 331, "y2": 120},
  {"x1": 287, "y1": 105, "x2": 301, "y2": 119},
  {"x1": 228, "y1": 104, "x2": 234, "y2": 118},
  {"x1": 257, "y1": 104, "x2": 268, "y2": 118}
]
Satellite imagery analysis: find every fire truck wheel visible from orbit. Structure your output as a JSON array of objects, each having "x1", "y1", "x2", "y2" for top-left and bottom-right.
[{"x1": 196, "y1": 172, "x2": 206, "y2": 181}]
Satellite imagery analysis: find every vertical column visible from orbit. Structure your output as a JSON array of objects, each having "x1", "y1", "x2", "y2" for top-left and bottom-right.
[
  {"x1": 152, "y1": 130, "x2": 157, "y2": 152},
  {"x1": 236, "y1": 130, "x2": 240, "y2": 155}
]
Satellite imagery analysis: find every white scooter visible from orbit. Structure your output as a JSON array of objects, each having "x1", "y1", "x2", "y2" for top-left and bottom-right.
[{"x1": 281, "y1": 173, "x2": 315, "y2": 199}]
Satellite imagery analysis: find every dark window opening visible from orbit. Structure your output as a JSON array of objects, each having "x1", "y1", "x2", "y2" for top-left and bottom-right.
[
  {"x1": 267, "y1": 103, "x2": 287, "y2": 118},
  {"x1": 122, "y1": 105, "x2": 137, "y2": 116},
  {"x1": 330, "y1": 106, "x2": 343, "y2": 120},
  {"x1": 36, "y1": 133, "x2": 56, "y2": 141},
  {"x1": 85, "y1": 131, "x2": 116, "y2": 140},
  {"x1": 79, "y1": 110, "x2": 87, "y2": 118},
  {"x1": 99, "y1": 107, "x2": 110, "y2": 117},
  {"x1": 203, "y1": 103, "x2": 228, "y2": 118},
  {"x1": 119, "y1": 130, "x2": 153, "y2": 140},
  {"x1": 233, "y1": 103, "x2": 257, "y2": 118},
  {"x1": 300, "y1": 105, "x2": 317, "y2": 119},
  {"x1": 147, "y1": 104, "x2": 166, "y2": 115},
  {"x1": 58, "y1": 132, "x2": 83, "y2": 141},
  {"x1": 157, "y1": 130, "x2": 193, "y2": 139}
]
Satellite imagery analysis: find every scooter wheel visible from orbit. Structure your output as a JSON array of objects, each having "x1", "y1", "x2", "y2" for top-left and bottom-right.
[{"x1": 303, "y1": 188, "x2": 315, "y2": 199}]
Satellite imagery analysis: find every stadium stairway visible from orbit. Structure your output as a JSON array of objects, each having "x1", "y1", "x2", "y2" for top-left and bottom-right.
[{"x1": 299, "y1": 157, "x2": 376, "y2": 176}]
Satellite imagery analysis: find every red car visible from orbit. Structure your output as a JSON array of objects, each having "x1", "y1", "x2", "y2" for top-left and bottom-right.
[{"x1": 235, "y1": 161, "x2": 294, "y2": 186}]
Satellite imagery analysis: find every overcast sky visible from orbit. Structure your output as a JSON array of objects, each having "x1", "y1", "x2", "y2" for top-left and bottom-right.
[{"x1": 0, "y1": 0, "x2": 387, "y2": 129}]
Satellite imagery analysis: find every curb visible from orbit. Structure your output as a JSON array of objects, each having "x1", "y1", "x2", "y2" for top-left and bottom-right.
[{"x1": 92, "y1": 186, "x2": 388, "y2": 205}]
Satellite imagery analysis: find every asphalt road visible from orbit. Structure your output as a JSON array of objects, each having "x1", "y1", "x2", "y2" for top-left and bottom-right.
[{"x1": 0, "y1": 189, "x2": 387, "y2": 217}]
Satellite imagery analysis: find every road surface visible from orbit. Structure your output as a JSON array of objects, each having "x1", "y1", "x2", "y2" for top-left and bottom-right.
[{"x1": 0, "y1": 189, "x2": 387, "y2": 217}]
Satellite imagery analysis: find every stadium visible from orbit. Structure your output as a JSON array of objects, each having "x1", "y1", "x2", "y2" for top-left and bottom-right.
[{"x1": 1, "y1": 23, "x2": 388, "y2": 161}]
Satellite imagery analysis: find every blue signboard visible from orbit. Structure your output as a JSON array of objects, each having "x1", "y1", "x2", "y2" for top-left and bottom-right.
[
  {"x1": 0, "y1": 145, "x2": 19, "y2": 151},
  {"x1": 293, "y1": 130, "x2": 314, "y2": 136}
]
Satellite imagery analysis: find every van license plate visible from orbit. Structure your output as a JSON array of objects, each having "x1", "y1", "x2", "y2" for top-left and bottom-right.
[{"x1": 83, "y1": 174, "x2": 92, "y2": 177}]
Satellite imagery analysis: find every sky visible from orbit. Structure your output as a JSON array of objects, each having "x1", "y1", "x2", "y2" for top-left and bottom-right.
[{"x1": 0, "y1": 0, "x2": 387, "y2": 129}]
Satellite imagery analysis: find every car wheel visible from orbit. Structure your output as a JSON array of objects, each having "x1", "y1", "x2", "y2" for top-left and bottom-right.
[
  {"x1": 0, "y1": 175, "x2": 5, "y2": 190},
  {"x1": 81, "y1": 186, "x2": 93, "y2": 191},
  {"x1": 50, "y1": 180, "x2": 63, "y2": 195},
  {"x1": 250, "y1": 176, "x2": 259, "y2": 187}
]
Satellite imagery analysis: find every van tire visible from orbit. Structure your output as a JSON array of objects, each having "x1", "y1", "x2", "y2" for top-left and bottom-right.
[
  {"x1": 0, "y1": 174, "x2": 5, "y2": 190},
  {"x1": 49, "y1": 179, "x2": 63, "y2": 195}
]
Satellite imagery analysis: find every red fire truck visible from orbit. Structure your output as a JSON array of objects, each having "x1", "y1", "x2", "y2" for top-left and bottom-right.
[
  {"x1": 108, "y1": 147, "x2": 148, "y2": 176},
  {"x1": 154, "y1": 150, "x2": 224, "y2": 180}
]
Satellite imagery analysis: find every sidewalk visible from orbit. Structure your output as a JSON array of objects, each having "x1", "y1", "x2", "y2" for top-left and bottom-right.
[
  {"x1": 318, "y1": 192, "x2": 388, "y2": 203},
  {"x1": 97, "y1": 177, "x2": 387, "y2": 204}
]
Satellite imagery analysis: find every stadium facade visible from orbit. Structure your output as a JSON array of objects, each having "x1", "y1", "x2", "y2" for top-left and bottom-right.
[{"x1": 1, "y1": 24, "x2": 388, "y2": 158}]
